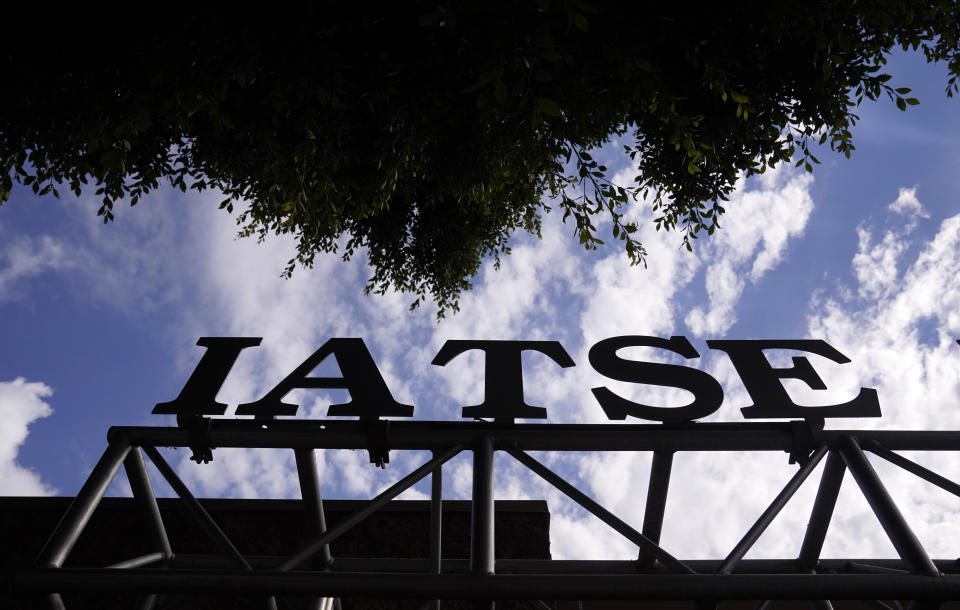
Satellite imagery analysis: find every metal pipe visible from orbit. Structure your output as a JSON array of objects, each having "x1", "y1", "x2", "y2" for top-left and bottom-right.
[
  {"x1": 295, "y1": 449, "x2": 332, "y2": 566},
  {"x1": 471, "y1": 437, "x2": 495, "y2": 576},
  {"x1": 106, "y1": 552, "x2": 167, "y2": 570},
  {"x1": 845, "y1": 562, "x2": 909, "y2": 575},
  {"x1": 295, "y1": 448, "x2": 331, "y2": 610},
  {"x1": 109, "y1": 421, "x2": 960, "y2": 452},
  {"x1": 471, "y1": 437, "x2": 495, "y2": 610},
  {"x1": 430, "y1": 450, "x2": 444, "y2": 610},
  {"x1": 126, "y1": 448, "x2": 172, "y2": 610},
  {"x1": 41, "y1": 593, "x2": 66, "y2": 610},
  {"x1": 124, "y1": 447, "x2": 173, "y2": 558},
  {"x1": 15, "y1": 569, "x2": 960, "y2": 599},
  {"x1": 837, "y1": 436, "x2": 940, "y2": 577},
  {"x1": 36, "y1": 438, "x2": 131, "y2": 568},
  {"x1": 278, "y1": 442, "x2": 466, "y2": 571},
  {"x1": 866, "y1": 441, "x2": 960, "y2": 499},
  {"x1": 798, "y1": 450, "x2": 846, "y2": 570},
  {"x1": 112, "y1": 421, "x2": 793, "y2": 452},
  {"x1": 134, "y1": 593, "x2": 159, "y2": 610},
  {"x1": 496, "y1": 558, "x2": 960, "y2": 575},
  {"x1": 639, "y1": 450, "x2": 673, "y2": 567},
  {"x1": 156, "y1": 555, "x2": 960, "y2": 575},
  {"x1": 141, "y1": 446, "x2": 251, "y2": 570},
  {"x1": 506, "y1": 448, "x2": 695, "y2": 575},
  {"x1": 718, "y1": 445, "x2": 828, "y2": 574}
]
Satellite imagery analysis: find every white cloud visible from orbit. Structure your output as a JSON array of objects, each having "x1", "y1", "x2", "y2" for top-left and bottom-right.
[
  {"x1": 808, "y1": 211, "x2": 960, "y2": 430},
  {"x1": 801, "y1": 195, "x2": 960, "y2": 558},
  {"x1": 686, "y1": 167, "x2": 814, "y2": 336},
  {"x1": 888, "y1": 186, "x2": 929, "y2": 230},
  {"x1": 84, "y1": 166, "x2": 952, "y2": 567},
  {"x1": 852, "y1": 226, "x2": 908, "y2": 301},
  {"x1": 851, "y1": 187, "x2": 930, "y2": 301},
  {"x1": 0, "y1": 236, "x2": 69, "y2": 301},
  {"x1": 0, "y1": 377, "x2": 57, "y2": 495},
  {"x1": 5, "y1": 116, "x2": 957, "y2": 577}
]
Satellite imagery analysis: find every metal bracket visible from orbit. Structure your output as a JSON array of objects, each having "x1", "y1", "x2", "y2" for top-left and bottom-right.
[
  {"x1": 177, "y1": 415, "x2": 216, "y2": 464},
  {"x1": 367, "y1": 419, "x2": 391, "y2": 468},
  {"x1": 788, "y1": 418, "x2": 824, "y2": 465}
]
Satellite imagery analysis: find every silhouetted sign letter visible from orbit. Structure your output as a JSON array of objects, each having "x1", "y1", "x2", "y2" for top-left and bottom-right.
[
  {"x1": 153, "y1": 337, "x2": 262, "y2": 416},
  {"x1": 431, "y1": 340, "x2": 575, "y2": 422},
  {"x1": 236, "y1": 338, "x2": 414, "y2": 419},
  {"x1": 589, "y1": 335, "x2": 723, "y2": 423},
  {"x1": 706, "y1": 339, "x2": 880, "y2": 418}
]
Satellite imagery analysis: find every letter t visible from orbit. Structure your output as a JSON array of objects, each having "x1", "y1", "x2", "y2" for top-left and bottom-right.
[{"x1": 431, "y1": 340, "x2": 575, "y2": 423}]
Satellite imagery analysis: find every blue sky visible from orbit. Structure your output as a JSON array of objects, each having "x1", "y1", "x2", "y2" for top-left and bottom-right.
[{"x1": 2, "y1": 49, "x2": 960, "y2": 561}]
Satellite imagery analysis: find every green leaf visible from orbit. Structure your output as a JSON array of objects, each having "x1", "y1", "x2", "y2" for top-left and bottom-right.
[
  {"x1": 494, "y1": 80, "x2": 507, "y2": 103},
  {"x1": 537, "y1": 97, "x2": 561, "y2": 117},
  {"x1": 418, "y1": 10, "x2": 442, "y2": 27},
  {"x1": 573, "y1": 13, "x2": 588, "y2": 32}
]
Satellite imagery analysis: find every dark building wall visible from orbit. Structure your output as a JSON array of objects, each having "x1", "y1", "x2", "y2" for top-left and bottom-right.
[
  {"x1": 9, "y1": 498, "x2": 951, "y2": 610},
  {"x1": 3, "y1": 497, "x2": 550, "y2": 609}
]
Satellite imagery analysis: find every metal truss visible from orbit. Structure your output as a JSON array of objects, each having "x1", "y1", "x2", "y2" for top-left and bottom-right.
[{"x1": 12, "y1": 419, "x2": 960, "y2": 608}]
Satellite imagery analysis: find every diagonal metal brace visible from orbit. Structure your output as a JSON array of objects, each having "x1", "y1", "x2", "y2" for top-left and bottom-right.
[
  {"x1": 718, "y1": 445, "x2": 828, "y2": 574},
  {"x1": 506, "y1": 447, "x2": 696, "y2": 575},
  {"x1": 279, "y1": 442, "x2": 466, "y2": 571},
  {"x1": 865, "y1": 440, "x2": 960, "y2": 499},
  {"x1": 837, "y1": 436, "x2": 939, "y2": 577},
  {"x1": 142, "y1": 446, "x2": 250, "y2": 570}
]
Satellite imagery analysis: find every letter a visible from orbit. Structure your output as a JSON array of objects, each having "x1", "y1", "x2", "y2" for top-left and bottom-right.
[{"x1": 236, "y1": 338, "x2": 414, "y2": 419}]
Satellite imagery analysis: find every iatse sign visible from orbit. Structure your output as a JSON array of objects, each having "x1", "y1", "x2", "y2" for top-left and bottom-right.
[{"x1": 155, "y1": 336, "x2": 880, "y2": 423}]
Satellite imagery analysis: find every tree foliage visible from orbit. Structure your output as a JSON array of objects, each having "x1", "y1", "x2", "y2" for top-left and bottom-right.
[{"x1": 2, "y1": 3, "x2": 958, "y2": 314}]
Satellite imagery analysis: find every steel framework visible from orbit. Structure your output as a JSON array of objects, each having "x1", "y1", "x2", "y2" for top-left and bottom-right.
[{"x1": 12, "y1": 419, "x2": 960, "y2": 608}]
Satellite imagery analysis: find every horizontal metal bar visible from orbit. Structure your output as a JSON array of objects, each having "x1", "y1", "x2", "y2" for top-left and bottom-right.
[
  {"x1": 108, "y1": 421, "x2": 960, "y2": 452},
  {"x1": 164, "y1": 555, "x2": 960, "y2": 575},
  {"x1": 15, "y1": 569, "x2": 960, "y2": 600},
  {"x1": 499, "y1": 558, "x2": 960, "y2": 575},
  {"x1": 106, "y1": 552, "x2": 168, "y2": 570},
  {"x1": 113, "y1": 422, "x2": 795, "y2": 451}
]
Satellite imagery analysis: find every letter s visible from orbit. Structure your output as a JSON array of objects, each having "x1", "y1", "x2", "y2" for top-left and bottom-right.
[{"x1": 589, "y1": 335, "x2": 723, "y2": 423}]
